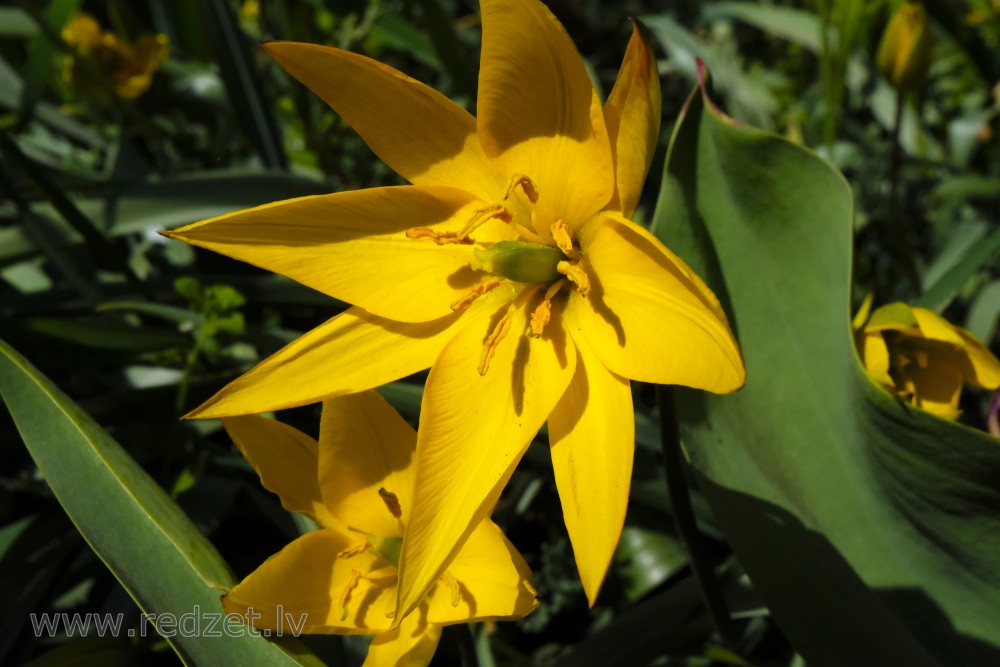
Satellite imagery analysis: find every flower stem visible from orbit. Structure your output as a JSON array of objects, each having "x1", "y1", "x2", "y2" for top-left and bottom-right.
[
  {"x1": 656, "y1": 386, "x2": 738, "y2": 645},
  {"x1": 887, "y1": 89, "x2": 920, "y2": 292},
  {"x1": 447, "y1": 623, "x2": 479, "y2": 667}
]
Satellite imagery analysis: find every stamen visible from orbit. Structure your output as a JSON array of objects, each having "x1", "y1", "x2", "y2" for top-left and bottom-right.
[
  {"x1": 338, "y1": 540, "x2": 371, "y2": 559},
  {"x1": 529, "y1": 300, "x2": 550, "y2": 337},
  {"x1": 557, "y1": 261, "x2": 590, "y2": 296},
  {"x1": 457, "y1": 204, "x2": 512, "y2": 239},
  {"x1": 451, "y1": 279, "x2": 503, "y2": 311},
  {"x1": 478, "y1": 306, "x2": 515, "y2": 376},
  {"x1": 528, "y1": 279, "x2": 567, "y2": 337},
  {"x1": 378, "y1": 487, "x2": 402, "y2": 518},
  {"x1": 503, "y1": 173, "x2": 538, "y2": 203},
  {"x1": 441, "y1": 571, "x2": 461, "y2": 607},
  {"x1": 406, "y1": 227, "x2": 472, "y2": 245},
  {"x1": 550, "y1": 219, "x2": 578, "y2": 259},
  {"x1": 338, "y1": 569, "x2": 362, "y2": 621}
]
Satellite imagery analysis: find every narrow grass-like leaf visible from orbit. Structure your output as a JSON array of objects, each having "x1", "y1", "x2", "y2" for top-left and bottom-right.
[
  {"x1": 0, "y1": 339, "x2": 323, "y2": 666},
  {"x1": 916, "y1": 226, "x2": 1000, "y2": 311},
  {"x1": 201, "y1": 0, "x2": 287, "y2": 169}
]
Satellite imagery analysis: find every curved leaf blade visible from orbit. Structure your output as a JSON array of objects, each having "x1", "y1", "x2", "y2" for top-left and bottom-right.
[
  {"x1": 0, "y1": 339, "x2": 322, "y2": 667},
  {"x1": 651, "y1": 88, "x2": 1000, "y2": 667}
]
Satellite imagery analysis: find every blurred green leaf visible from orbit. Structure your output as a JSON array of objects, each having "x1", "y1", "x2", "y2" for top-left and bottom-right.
[
  {"x1": 20, "y1": 317, "x2": 187, "y2": 352},
  {"x1": 652, "y1": 85, "x2": 1000, "y2": 666},
  {"x1": 916, "y1": 226, "x2": 1000, "y2": 312},
  {"x1": 0, "y1": 339, "x2": 323, "y2": 666},
  {"x1": 615, "y1": 526, "x2": 687, "y2": 602},
  {"x1": 702, "y1": 3, "x2": 823, "y2": 52},
  {"x1": 643, "y1": 14, "x2": 778, "y2": 130},
  {"x1": 0, "y1": 172, "x2": 330, "y2": 268},
  {"x1": 412, "y1": 0, "x2": 477, "y2": 98},
  {"x1": 17, "y1": 0, "x2": 80, "y2": 126},
  {"x1": 552, "y1": 576, "x2": 709, "y2": 667},
  {"x1": 0, "y1": 8, "x2": 39, "y2": 38},
  {"x1": 201, "y1": 0, "x2": 287, "y2": 169},
  {"x1": 0, "y1": 133, "x2": 149, "y2": 296},
  {"x1": 966, "y1": 281, "x2": 1000, "y2": 345}
]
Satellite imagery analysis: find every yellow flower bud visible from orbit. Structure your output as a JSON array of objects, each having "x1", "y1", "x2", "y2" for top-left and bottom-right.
[{"x1": 876, "y1": 1, "x2": 934, "y2": 93}]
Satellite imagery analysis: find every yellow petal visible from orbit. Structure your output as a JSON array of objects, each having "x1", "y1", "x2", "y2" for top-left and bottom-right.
[
  {"x1": 852, "y1": 293, "x2": 874, "y2": 331},
  {"x1": 548, "y1": 342, "x2": 633, "y2": 606},
  {"x1": 477, "y1": 0, "x2": 614, "y2": 229},
  {"x1": 566, "y1": 216, "x2": 745, "y2": 391},
  {"x1": 911, "y1": 307, "x2": 965, "y2": 346},
  {"x1": 866, "y1": 302, "x2": 919, "y2": 332},
  {"x1": 318, "y1": 391, "x2": 417, "y2": 538},
  {"x1": 187, "y1": 307, "x2": 462, "y2": 419},
  {"x1": 396, "y1": 288, "x2": 577, "y2": 619},
  {"x1": 603, "y1": 20, "x2": 661, "y2": 217},
  {"x1": 902, "y1": 357, "x2": 964, "y2": 420},
  {"x1": 426, "y1": 520, "x2": 538, "y2": 624},
  {"x1": 222, "y1": 415, "x2": 338, "y2": 529},
  {"x1": 164, "y1": 186, "x2": 497, "y2": 323},
  {"x1": 262, "y1": 42, "x2": 504, "y2": 202},
  {"x1": 953, "y1": 327, "x2": 1000, "y2": 389},
  {"x1": 364, "y1": 605, "x2": 441, "y2": 667},
  {"x1": 858, "y1": 331, "x2": 894, "y2": 387},
  {"x1": 222, "y1": 529, "x2": 396, "y2": 634}
]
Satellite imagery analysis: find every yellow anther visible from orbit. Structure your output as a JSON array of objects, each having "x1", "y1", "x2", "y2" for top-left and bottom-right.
[
  {"x1": 550, "y1": 219, "x2": 578, "y2": 259},
  {"x1": 557, "y1": 261, "x2": 590, "y2": 296},
  {"x1": 441, "y1": 571, "x2": 461, "y2": 608},
  {"x1": 338, "y1": 569, "x2": 362, "y2": 621},
  {"x1": 478, "y1": 307, "x2": 514, "y2": 376},
  {"x1": 528, "y1": 279, "x2": 568, "y2": 337},
  {"x1": 529, "y1": 300, "x2": 551, "y2": 337},
  {"x1": 378, "y1": 487, "x2": 402, "y2": 519},
  {"x1": 451, "y1": 279, "x2": 502, "y2": 311},
  {"x1": 405, "y1": 227, "x2": 471, "y2": 245},
  {"x1": 338, "y1": 540, "x2": 371, "y2": 559},
  {"x1": 457, "y1": 204, "x2": 512, "y2": 239},
  {"x1": 503, "y1": 173, "x2": 538, "y2": 203}
]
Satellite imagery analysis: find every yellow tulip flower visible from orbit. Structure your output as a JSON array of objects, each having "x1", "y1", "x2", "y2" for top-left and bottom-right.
[
  {"x1": 61, "y1": 12, "x2": 168, "y2": 100},
  {"x1": 854, "y1": 296, "x2": 1000, "y2": 419},
  {"x1": 165, "y1": 0, "x2": 745, "y2": 614},
  {"x1": 220, "y1": 391, "x2": 537, "y2": 666}
]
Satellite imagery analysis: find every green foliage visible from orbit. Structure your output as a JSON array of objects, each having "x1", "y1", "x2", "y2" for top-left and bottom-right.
[
  {"x1": 653, "y1": 85, "x2": 1000, "y2": 666},
  {"x1": 0, "y1": 0, "x2": 997, "y2": 665},
  {"x1": 0, "y1": 339, "x2": 322, "y2": 666}
]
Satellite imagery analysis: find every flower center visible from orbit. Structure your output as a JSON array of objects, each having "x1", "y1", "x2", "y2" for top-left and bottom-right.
[{"x1": 405, "y1": 173, "x2": 591, "y2": 375}]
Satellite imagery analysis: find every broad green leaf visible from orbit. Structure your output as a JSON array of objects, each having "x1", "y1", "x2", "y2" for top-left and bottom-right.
[
  {"x1": 0, "y1": 339, "x2": 323, "y2": 667},
  {"x1": 651, "y1": 86, "x2": 1000, "y2": 666}
]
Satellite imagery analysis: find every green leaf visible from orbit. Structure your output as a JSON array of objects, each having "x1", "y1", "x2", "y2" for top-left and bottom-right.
[
  {"x1": 651, "y1": 86, "x2": 1000, "y2": 666},
  {"x1": 552, "y1": 576, "x2": 709, "y2": 667},
  {"x1": 201, "y1": 0, "x2": 287, "y2": 169},
  {"x1": 916, "y1": 226, "x2": 1000, "y2": 312},
  {"x1": 0, "y1": 171, "x2": 329, "y2": 268},
  {"x1": 966, "y1": 281, "x2": 1000, "y2": 345},
  {"x1": 0, "y1": 8, "x2": 39, "y2": 38},
  {"x1": 701, "y1": 2, "x2": 823, "y2": 52},
  {"x1": 0, "y1": 339, "x2": 323, "y2": 666}
]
